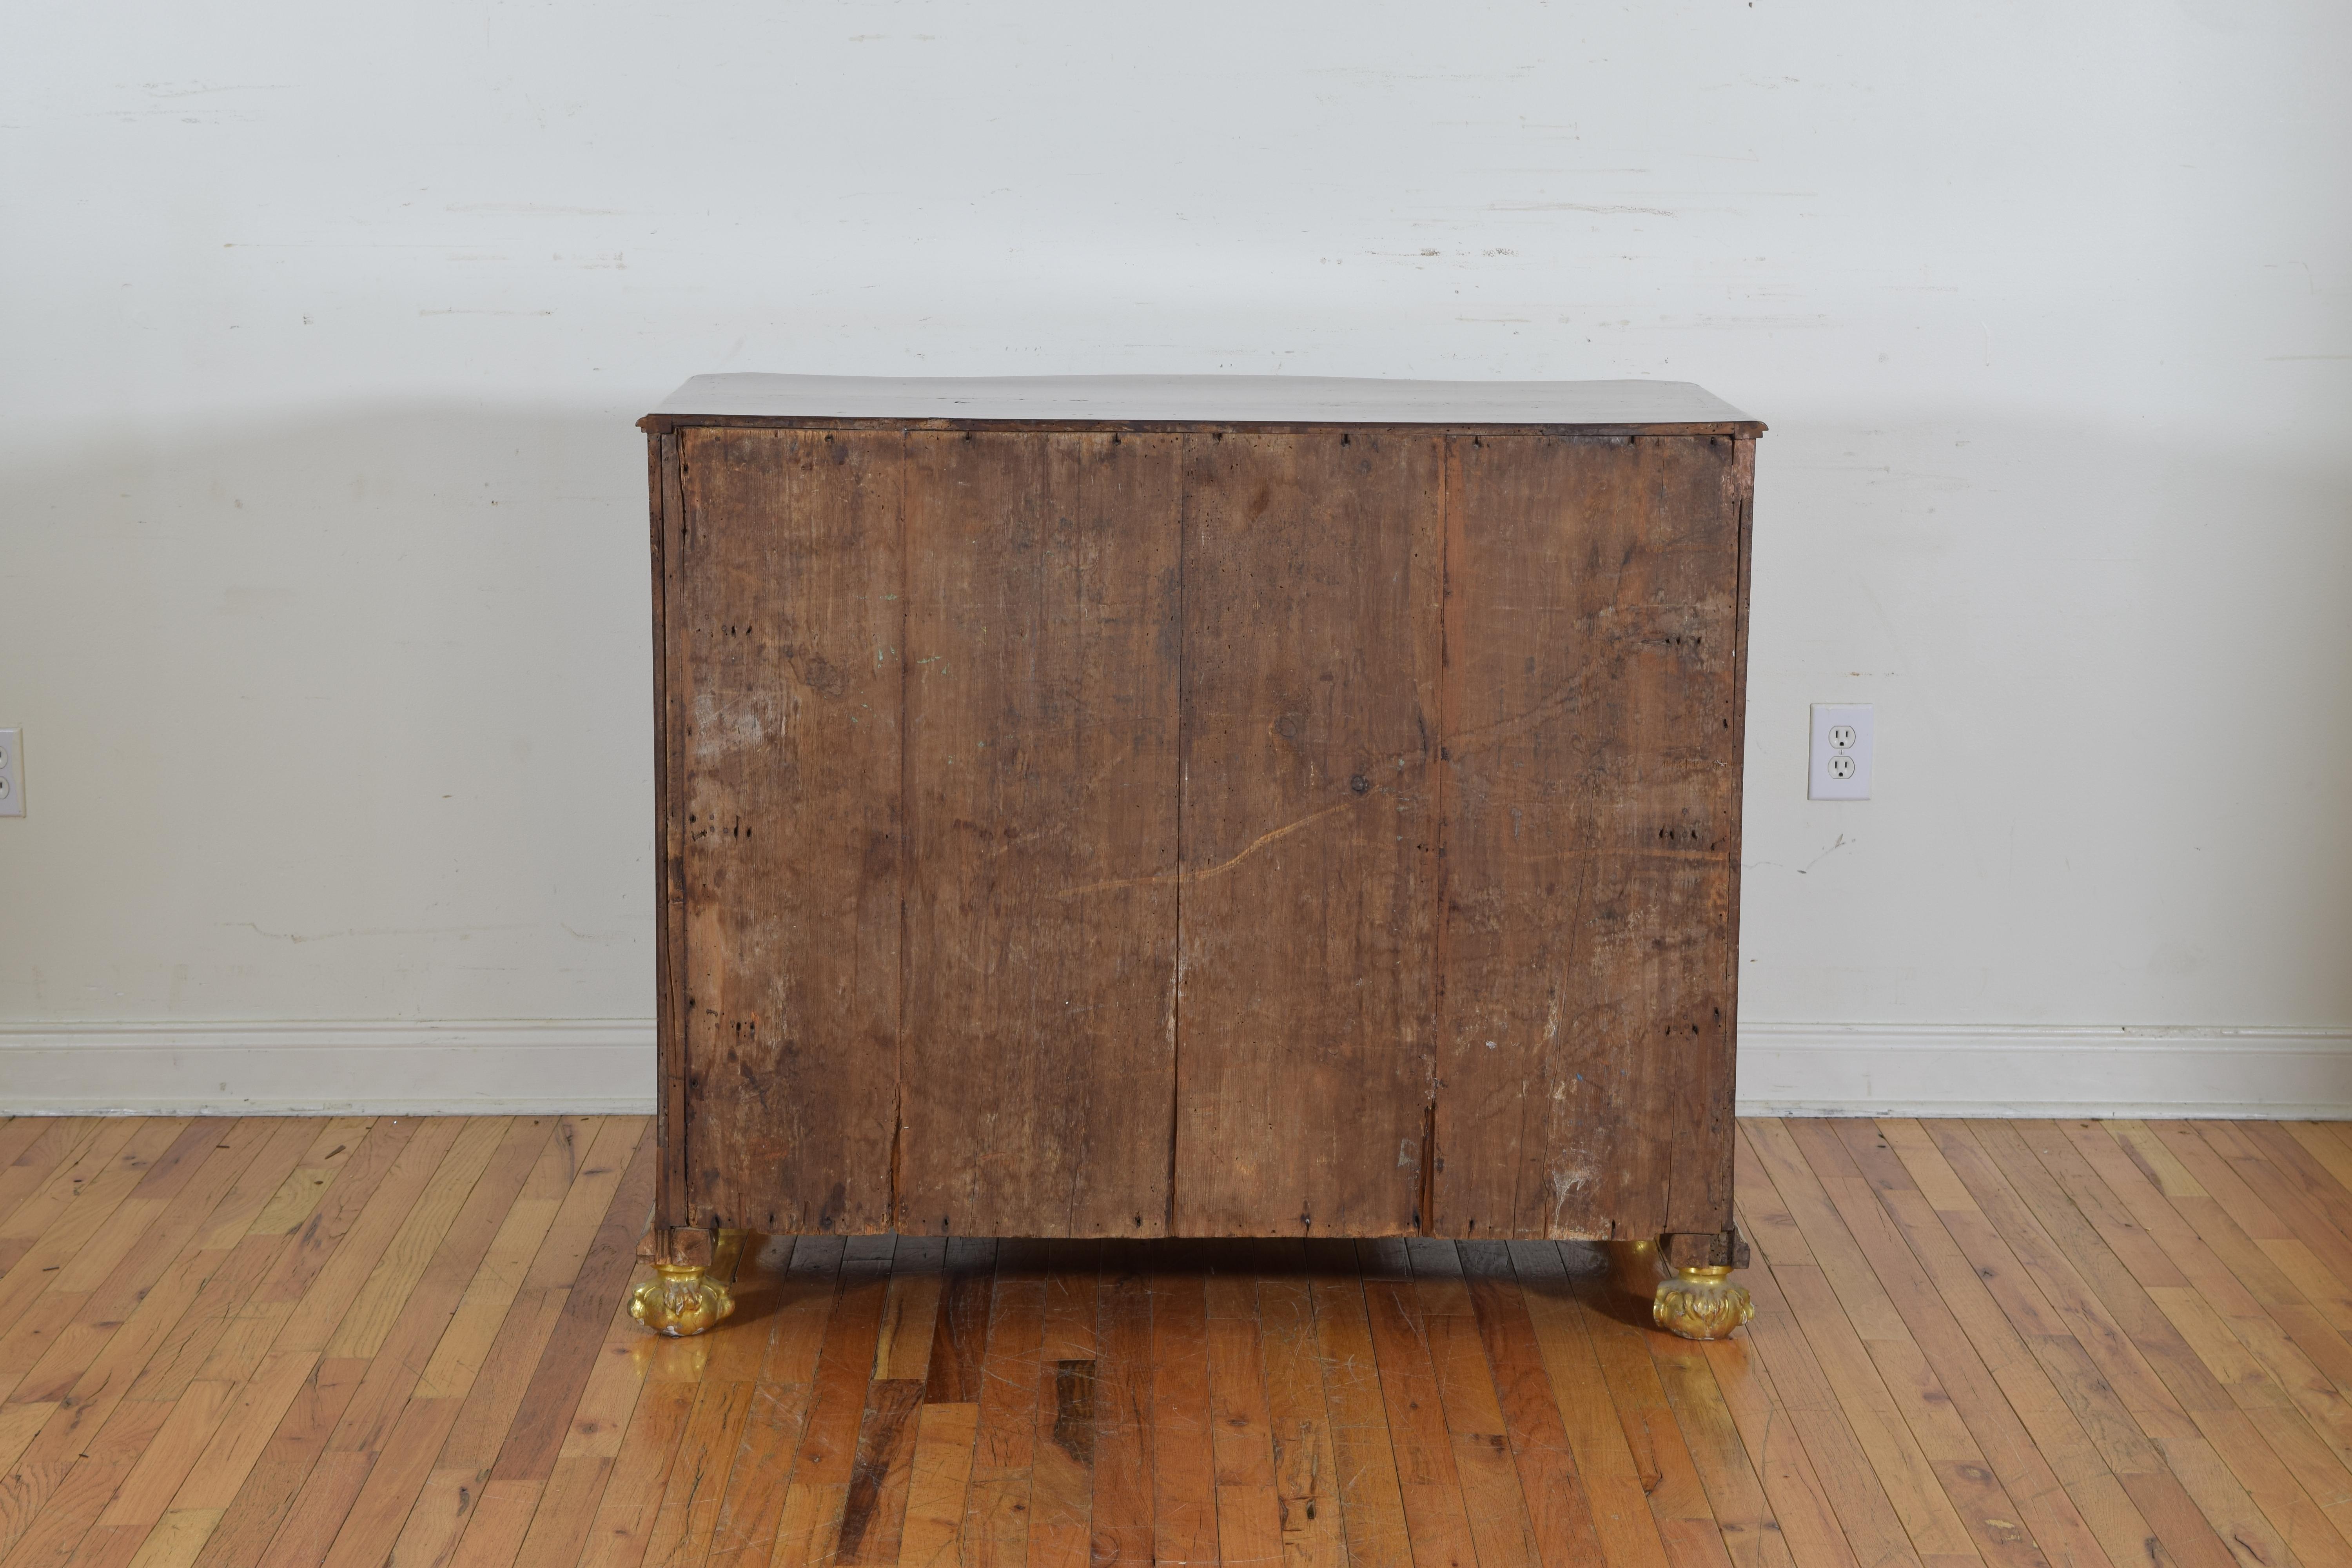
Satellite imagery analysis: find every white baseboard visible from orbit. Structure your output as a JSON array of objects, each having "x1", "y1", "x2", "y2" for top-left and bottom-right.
[
  {"x1": 0, "y1": 1020, "x2": 657, "y2": 1115},
  {"x1": 1736, "y1": 1022, "x2": 2352, "y2": 1118},
  {"x1": 2, "y1": 1018, "x2": 2345, "y2": 1119}
]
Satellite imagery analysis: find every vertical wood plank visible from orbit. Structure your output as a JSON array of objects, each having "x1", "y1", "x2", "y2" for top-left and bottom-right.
[
  {"x1": 633, "y1": 1377, "x2": 758, "y2": 1568},
  {"x1": 962, "y1": 1240, "x2": 1043, "y2": 1568},
  {"x1": 1642, "y1": 1334, "x2": 1807, "y2": 1568},
  {"x1": 1459, "y1": 1242, "x2": 1611, "y2": 1568},
  {"x1": 1093, "y1": 1252, "x2": 1157, "y2": 1568},
  {"x1": 1176, "y1": 428, "x2": 1444, "y2": 1236},
  {"x1": 1150, "y1": 1255, "x2": 1218, "y2": 1568},
  {"x1": 1691, "y1": 436, "x2": 1757, "y2": 1237},
  {"x1": 1256, "y1": 1254, "x2": 1346, "y2": 1568},
  {"x1": 1217, "y1": 1483, "x2": 1285, "y2": 1568},
  {"x1": 1721, "y1": 1195, "x2": 1937, "y2": 1568},
  {"x1": 1691, "y1": 1320, "x2": 1870, "y2": 1568},
  {"x1": 925, "y1": 1238, "x2": 998, "y2": 1405},
  {"x1": 703, "y1": 1236, "x2": 844, "y2": 1568},
  {"x1": 1309, "y1": 1252, "x2": 1416, "y2": 1568},
  {"x1": 837, "y1": 1380, "x2": 927, "y2": 1568},
  {"x1": 1577, "y1": 1279, "x2": 1739, "y2": 1568},
  {"x1": 1206, "y1": 1299, "x2": 1276, "y2": 1490},
  {"x1": 487, "y1": 1127, "x2": 659, "y2": 1485},
  {"x1": 653, "y1": 430, "x2": 691, "y2": 1234},
  {"x1": 1511, "y1": 1244, "x2": 1678, "y2": 1568},
  {"x1": 678, "y1": 425, "x2": 904, "y2": 1233},
  {"x1": 898, "y1": 1402, "x2": 980, "y2": 1568},
  {"x1": 786, "y1": 1244, "x2": 898, "y2": 1497},
  {"x1": 294, "y1": 1118, "x2": 557, "y2": 1568},
  {"x1": 1361, "y1": 1278, "x2": 1478, "y2": 1568},
  {"x1": 1427, "y1": 1306, "x2": 1544, "y2": 1568},
  {"x1": 875, "y1": 1236, "x2": 948, "y2": 1383},
  {"x1": 574, "y1": 1379, "x2": 698, "y2": 1568},
  {"x1": 899, "y1": 430, "x2": 1183, "y2": 1238},
  {"x1": 181, "y1": 1125, "x2": 474, "y2": 1568},
  {"x1": 1435, "y1": 434, "x2": 1744, "y2": 1241},
  {"x1": 1026, "y1": 1241, "x2": 1100, "y2": 1568},
  {"x1": 772, "y1": 1482, "x2": 850, "y2": 1568},
  {"x1": 2022, "y1": 1122, "x2": 2352, "y2": 1555},
  {"x1": 403, "y1": 1116, "x2": 646, "y2": 1565}
]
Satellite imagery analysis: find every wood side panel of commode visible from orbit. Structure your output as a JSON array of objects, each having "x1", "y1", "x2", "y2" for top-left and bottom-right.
[
  {"x1": 676, "y1": 426, "x2": 904, "y2": 1232},
  {"x1": 1431, "y1": 434, "x2": 1743, "y2": 1240}
]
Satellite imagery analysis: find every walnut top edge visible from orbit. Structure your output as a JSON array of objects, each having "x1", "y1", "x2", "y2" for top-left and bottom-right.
[{"x1": 638, "y1": 372, "x2": 1764, "y2": 434}]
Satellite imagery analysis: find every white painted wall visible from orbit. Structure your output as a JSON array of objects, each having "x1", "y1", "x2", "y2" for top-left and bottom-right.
[{"x1": 4, "y1": 0, "x2": 2348, "y2": 1113}]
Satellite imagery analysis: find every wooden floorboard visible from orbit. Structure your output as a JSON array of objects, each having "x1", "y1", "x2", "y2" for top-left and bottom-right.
[{"x1": 9, "y1": 1118, "x2": 2352, "y2": 1568}]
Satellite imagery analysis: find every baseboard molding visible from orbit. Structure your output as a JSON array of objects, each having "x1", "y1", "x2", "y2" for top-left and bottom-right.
[
  {"x1": 2, "y1": 1018, "x2": 2345, "y2": 1118},
  {"x1": 0, "y1": 1020, "x2": 657, "y2": 1115},
  {"x1": 1736, "y1": 1022, "x2": 2352, "y2": 1118}
]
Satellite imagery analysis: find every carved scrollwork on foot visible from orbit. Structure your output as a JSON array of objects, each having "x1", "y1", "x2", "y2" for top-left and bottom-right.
[
  {"x1": 1604, "y1": 1236, "x2": 1753, "y2": 1341},
  {"x1": 629, "y1": 1262, "x2": 735, "y2": 1337},
  {"x1": 1652, "y1": 1265, "x2": 1754, "y2": 1340}
]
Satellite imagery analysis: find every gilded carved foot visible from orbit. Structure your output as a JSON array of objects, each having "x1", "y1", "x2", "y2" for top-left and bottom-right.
[
  {"x1": 1653, "y1": 1265, "x2": 1754, "y2": 1339},
  {"x1": 1605, "y1": 1237, "x2": 1753, "y2": 1341},
  {"x1": 630, "y1": 1261, "x2": 735, "y2": 1336}
]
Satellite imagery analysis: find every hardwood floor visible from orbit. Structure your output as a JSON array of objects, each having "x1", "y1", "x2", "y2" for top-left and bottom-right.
[{"x1": 3, "y1": 1118, "x2": 2352, "y2": 1568}]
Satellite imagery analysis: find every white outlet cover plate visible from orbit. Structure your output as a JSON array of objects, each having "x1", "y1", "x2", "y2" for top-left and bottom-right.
[
  {"x1": 1808, "y1": 704, "x2": 1872, "y2": 801},
  {"x1": 0, "y1": 728, "x2": 18, "y2": 817}
]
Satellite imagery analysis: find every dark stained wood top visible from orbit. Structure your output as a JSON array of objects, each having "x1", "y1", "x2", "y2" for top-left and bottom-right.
[{"x1": 640, "y1": 373, "x2": 1762, "y2": 436}]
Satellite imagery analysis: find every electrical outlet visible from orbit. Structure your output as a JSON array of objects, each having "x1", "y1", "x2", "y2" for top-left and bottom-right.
[
  {"x1": 1808, "y1": 705, "x2": 1871, "y2": 800},
  {"x1": 0, "y1": 729, "x2": 19, "y2": 817}
]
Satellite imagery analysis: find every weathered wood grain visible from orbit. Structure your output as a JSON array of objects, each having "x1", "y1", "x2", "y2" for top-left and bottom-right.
[
  {"x1": 1092, "y1": 1249, "x2": 1158, "y2": 1568},
  {"x1": 960, "y1": 1239, "x2": 1042, "y2": 1568},
  {"x1": 920, "y1": 1238, "x2": 995, "y2": 1404},
  {"x1": 675, "y1": 426, "x2": 905, "y2": 1234},
  {"x1": 653, "y1": 432, "x2": 690, "y2": 1239},
  {"x1": 1434, "y1": 434, "x2": 1744, "y2": 1241},
  {"x1": 1026, "y1": 1240, "x2": 1100, "y2": 1568},
  {"x1": 657, "y1": 406, "x2": 1756, "y2": 1243},
  {"x1": 1174, "y1": 429, "x2": 1445, "y2": 1236},
  {"x1": 898, "y1": 431, "x2": 1181, "y2": 1237},
  {"x1": 1689, "y1": 436, "x2": 1757, "y2": 1237}
]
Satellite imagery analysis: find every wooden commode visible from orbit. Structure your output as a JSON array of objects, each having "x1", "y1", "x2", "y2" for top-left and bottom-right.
[{"x1": 633, "y1": 374, "x2": 1761, "y2": 1339}]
